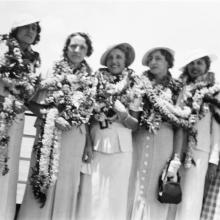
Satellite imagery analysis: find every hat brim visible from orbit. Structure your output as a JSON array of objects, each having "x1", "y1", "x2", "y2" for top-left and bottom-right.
[
  {"x1": 142, "y1": 47, "x2": 175, "y2": 66},
  {"x1": 11, "y1": 14, "x2": 40, "y2": 30},
  {"x1": 100, "y1": 43, "x2": 135, "y2": 67},
  {"x1": 179, "y1": 53, "x2": 218, "y2": 71}
]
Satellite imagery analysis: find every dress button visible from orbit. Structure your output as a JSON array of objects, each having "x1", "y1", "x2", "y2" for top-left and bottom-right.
[
  {"x1": 145, "y1": 153, "x2": 148, "y2": 157},
  {"x1": 142, "y1": 169, "x2": 146, "y2": 173},
  {"x1": 144, "y1": 161, "x2": 148, "y2": 166},
  {"x1": 139, "y1": 190, "x2": 144, "y2": 195},
  {"x1": 140, "y1": 185, "x2": 144, "y2": 189},
  {"x1": 145, "y1": 145, "x2": 149, "y2": 149},
  {"x1": 141, "y1": 176, "x2": 145, "y2": 180},
  {"x1": 146, "y1": 136, "x2": 150, "y2": 140}
]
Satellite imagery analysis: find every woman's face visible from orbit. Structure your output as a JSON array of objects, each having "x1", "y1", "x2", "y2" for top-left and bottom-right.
[
  {"x1": 67, "y1": 35, "x2": 88, "y2": 65},
  {"x1": 147, "y1": 50, "x2": 169, "y2": 78},
  {"x1": 106, "y1": 48, "x2": 126, "y2": 75},
  {"x1": 16, "y1": 23, "x2": 38, "y2": 45},
  {"x1": 187, "y1": 58, "x2": 207, "y2": 79}
]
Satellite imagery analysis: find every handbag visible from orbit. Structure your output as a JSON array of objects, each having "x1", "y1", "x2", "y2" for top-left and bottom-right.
[{"x1": 157, "y1": 161, "x2": 182, "y2": 204}]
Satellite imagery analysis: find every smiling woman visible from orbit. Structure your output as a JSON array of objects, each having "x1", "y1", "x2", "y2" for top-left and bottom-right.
[
  {"x1": 17, "y1": 32, "x2": 97, "y2": 220},
  {"x1": 77, "y1": 42, "x2": 139, "y2": 220}
]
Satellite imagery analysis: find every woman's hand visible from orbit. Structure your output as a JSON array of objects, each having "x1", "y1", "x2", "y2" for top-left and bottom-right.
[
  {"x1": 167, "y1": 156, "x2": 181, "y2": 182},
  {"x1": 207, "y1": 163, "x2": 218, "y2": 182},
  {"x1": 113, "y1": 100, "x2": 128, "y2": 120},
  {"x1": 55, "y1": 117, "x2": 71, "y2": 131},
  {"x1": 82, "y1": 145, "x2": 93, "y2": 163}
]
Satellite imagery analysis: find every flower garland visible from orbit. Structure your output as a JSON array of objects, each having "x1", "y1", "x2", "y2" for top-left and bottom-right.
[
  {"x1": 30, "y1": 58, "x2": 97, "y2": 206},
  {"x1": 180, "y1": 72, "x2": 220, "y2": 168},
  {"x1": 30, "y1": 108, "x2": 61, "y2": 207},
  {"x1": 93, "y1": 67, "x2": 137, "y2": 124},
  {"x1": 135, "y1": 71, "x2": 191, "y2": 133},
  {"x1": 0, "y1": 34, "x2": 40, "y2": 175}
]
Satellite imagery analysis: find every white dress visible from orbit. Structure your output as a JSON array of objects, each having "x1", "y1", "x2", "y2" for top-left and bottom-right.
[
  {"x1": 0, "y1": 80, "x2": 24, "y2": 220},
  {"x1": 169, "y1": 111, "x2": 219, "y2": 220},
  {"x1": 130, "y1": 123, "x2": 174, "y2": 220},
  {"x1": 17, "y1": 120, "x2": 86, "y2": 220},
  {"x1": 77, "y1": 120, "x2": 133, "y2": 220}
]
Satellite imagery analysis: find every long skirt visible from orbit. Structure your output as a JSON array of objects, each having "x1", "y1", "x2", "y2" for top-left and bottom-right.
[
  {"x1": 17, "y1": 125, "x2": 86, "y2": 220},
  {"x1": 77, "y1": 151, "x2": 132, "y2": 220},
  {"x1": 169, "y1": 148, "x2": 209, "y2": 220},
  {"x1": 130, "y1": 123, "x2": 174, "y2": 220},
  {"x1": 0, "y1": 113, "x2": 24, "y2": 220}
]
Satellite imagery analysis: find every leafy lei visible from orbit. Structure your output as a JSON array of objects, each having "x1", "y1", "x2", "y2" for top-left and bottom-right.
[
  {"x1": 0, "y1": 34, "x2": 40, "y2": 175},
  {"x1": 137, "y1": 70, "x2": 191, "y2": 132},
  {"x1": 179, "y1": 71, "x2": 220, "y2": 168},
  {"x1": 93, "y1": 67, "x2": 137, "y2": 123}
]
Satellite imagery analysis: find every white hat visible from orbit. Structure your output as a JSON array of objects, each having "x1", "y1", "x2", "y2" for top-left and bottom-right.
[
  {"x1": 100, "y1": 43, "x2": 135, "y2": 67},
  {"x1": 142, "y1": 47, "x2": 175, "y2": 66},
  {"x1": 179, "y1": 49, "x2": 217, "y2": 71},
  {"x1": 11, "y1": 14, "x2": 40, "y2": 30}
]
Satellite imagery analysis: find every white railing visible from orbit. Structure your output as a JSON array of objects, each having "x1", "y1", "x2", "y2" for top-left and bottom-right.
[{"x1": 17, "y1": 111, "x2": 36, "y2": 204}]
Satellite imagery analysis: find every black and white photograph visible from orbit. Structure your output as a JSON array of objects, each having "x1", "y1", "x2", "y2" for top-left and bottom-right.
[{"x1": 0, "y1": 0, "x2": 220, "y2": 219}]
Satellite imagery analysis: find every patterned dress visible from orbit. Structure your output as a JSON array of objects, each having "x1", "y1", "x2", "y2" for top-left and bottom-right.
[{"x1": 201, "y1": 164, "x2": 220, "y2": 220}]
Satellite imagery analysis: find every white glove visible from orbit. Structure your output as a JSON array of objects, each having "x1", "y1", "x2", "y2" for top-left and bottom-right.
[{"x1": 114, "y1": 100, "x2": 127, "y2": 114}]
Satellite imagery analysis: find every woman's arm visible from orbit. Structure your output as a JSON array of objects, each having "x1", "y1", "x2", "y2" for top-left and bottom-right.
[
  {"x1": 207, "y1": 107, "x2": 220, "y2": 182},
  {"x1": 113, "y1": 100, "x2": 139, "y2": 130},
  {"x1": 82, "y1": 124, "x2": 93, "y2": 163},
  {"x1": 121, "y1": 110, "x2": 140, "y2": 131}
]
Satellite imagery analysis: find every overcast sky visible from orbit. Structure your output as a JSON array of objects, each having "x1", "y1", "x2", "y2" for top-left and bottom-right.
[{"x1": 0, "y1": 0, "x2": 220, "y2": 79}]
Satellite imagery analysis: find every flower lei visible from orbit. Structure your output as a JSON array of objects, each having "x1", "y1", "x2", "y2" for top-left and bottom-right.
[
  {"x1": 30, "y1": 58, "x2": 96, "y2": 207},
  {"x1": 93, "y1": 67, "x2": 136, "y2": 123},
  {"x1": 0, "y1": 34, "x2": 40, "y2": 175},
  {"x1": 180, "y1": 72, "x2": 220, "y2": 168},
  {"x1": 135, "y1": 71, "x2": 191, "y2": 133}
]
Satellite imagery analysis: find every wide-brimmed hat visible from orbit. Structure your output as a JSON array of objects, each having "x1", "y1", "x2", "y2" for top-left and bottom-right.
[
  {"x1": 100, "y1": 43, "x2": 135, "y2": 67},
  {"x1": 179, "y1": 49, "x2": 217, "y2": 70},
  {"x1": 142, "y1": 47, "x2": 175, "y2": 66},
  {"x1": 11, "y1": 14, "x2": 40, "y2": 30}
]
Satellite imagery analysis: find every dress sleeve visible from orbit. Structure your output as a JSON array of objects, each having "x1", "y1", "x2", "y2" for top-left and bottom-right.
[{"x1": 209, "y1": 93, "x2": 220, "y2": 165}]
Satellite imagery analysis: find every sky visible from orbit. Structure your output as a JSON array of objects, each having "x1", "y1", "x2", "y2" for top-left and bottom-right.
[{"x1": 0, "y1": 0, "x2": 220, "y2": 79}]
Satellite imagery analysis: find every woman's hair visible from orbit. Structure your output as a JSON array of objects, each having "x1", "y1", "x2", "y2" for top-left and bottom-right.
[
  {"x1": 112, "y1": 44, "x2": 131, "y2": 67},
  {"x1": 180, "y1": 56, "x2": 211, "y2": 83},
  {"x1": 9, "y1": 22, "x2": 41, "y2": 45},
  {"x1": 63, "y1": 32, "x2": 93, "y2": 59},
  {"x1": 146, "y1": 49, "x2": 174, "y2": 68}
]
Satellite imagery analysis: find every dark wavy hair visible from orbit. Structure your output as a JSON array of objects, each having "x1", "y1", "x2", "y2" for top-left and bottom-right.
[
  {"x1": 9, "y1": 22, "x2": 41, "y2": 45},
  {"x1": 111, "y1": 44, "x2": 132, "y2": 67},
  {"x1": 146, "y1": 49, "x2": 174, "y2": 68},
  {"x1": 63, "y1": 32, "x2": 93, "y2": 59},
  {"x1": 180, "y1": 56, "x2": 211, "y2": 83}
]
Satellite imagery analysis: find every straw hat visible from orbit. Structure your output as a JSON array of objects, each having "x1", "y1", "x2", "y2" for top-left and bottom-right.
[
  {"x1": 100, "y1": 43, "x2": 135, "y2": 67},
  {"x1": 11, "y1": 14, "x2": 40, "y2": 29},
  {"x1": 179, "y1": 49, "x2": 217, "y2": 70},
  {"x1": 142, "y1": 47, "x2": 175, "y2": 66}
]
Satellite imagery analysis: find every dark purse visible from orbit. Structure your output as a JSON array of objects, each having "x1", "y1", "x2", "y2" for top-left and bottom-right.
[{"x1": 157, "y1": 161, "x2": 182, "y2": 204}]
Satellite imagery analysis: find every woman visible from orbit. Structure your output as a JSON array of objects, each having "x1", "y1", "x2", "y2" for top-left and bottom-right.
[
  {"x1": 17, "y1": 32, "x2": 96, "y2": 220},
  {"x1": 0, "y1": 14, "x2": 41, "y2": 220},
  {"x1": 77, "y1": 43, "x2": 139, "y2": 220},
  {"x1": 130, "y1": 47, "x2": 186, "y2": 220},
  {"x1": 171, "y1": 50, "x2": 220, "y2": 220}
]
